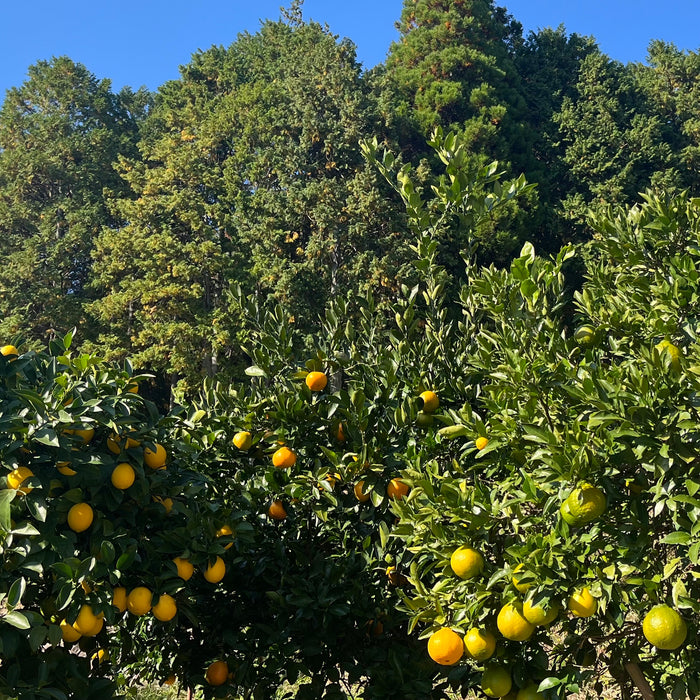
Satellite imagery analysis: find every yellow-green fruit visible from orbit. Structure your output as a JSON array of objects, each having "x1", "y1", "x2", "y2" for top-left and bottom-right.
[
  {"x1": 655, "y1": 339, "x2": 681, "y2": 372},
  {"x1": 450, "y1": 546, "x2": 484, "y2": 579},
  {"x1": 232, "y1": 431, "x2": 252, "y2": 450},
  {"x1": 561, "y1": 483, "x2": 606, "y2": 526},
  {"x1": 464, "y1": 628, "x2": 496, "y2": 661},
  {"x1": 574, "y1": 325, "x2": 596, "y2": 346},
  {"x1": 511, "y1": 563, "x2": 531, "y2": 593},
  {"x1": 642, "y1": 604, "x2": 687, "y2": 650},
  {"x1": 481, "y1": 666, "x2": 513, "y2": 698},
  {"x1": 522, "y1": 598, "x2": 559, "y2": 626},
  {"x1": 497, "y1": 602, "x2": 535, "y2": 641},
  {"x1": 516, "y1": 683, "x2": 545, "y2": 700},
  {"x1": 567, "y1": 588, "x2": 598, "y2": 618}
]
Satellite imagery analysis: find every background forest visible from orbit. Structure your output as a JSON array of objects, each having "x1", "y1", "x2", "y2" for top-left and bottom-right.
[{"x1": 1, "y1": 0, "x2": 699, "y2": 397}]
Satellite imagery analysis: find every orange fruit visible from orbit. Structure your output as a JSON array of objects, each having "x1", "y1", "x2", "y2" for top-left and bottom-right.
[
  {"x1": 217, "y1": 524, "x2": 235, "y2": 549},
  {"x1": 163, "y1": 675, "x2": 176, "y2": 686},
  {"x1": 642, "y1": 604, "x2": 687, "y2": 650},
  {"x1": 153, "y1": 496, "x2": 174, "y2": 513},
  {"x1": 354, "y1": 480, "x2": 371, "y2": 502},
  {"x1": 144, "y1": 443, "x2": 167, "y2": 469},
  {"x1": 427, "y1": 627, "x2": 463, "y2": 665},
  {"x1": 67, "y1": 503, "x2": 93, "y2": 533},
  {"x1": 127, "y1": 587, "x2": 153, "y2": 616},
  {"x1": 567, "y1": 588, "x2": 597, "y2": 618},
  {"x1": 268, "y1": 500, "x2": 287, "y2": 520},
  {"x1": 205, "y1": 660, "x2": 229, "y2": 686},
  {"x1": 387, "y1": 478, "x2": 409, "y2": 500},
  {"x1": 203, "y1": 556, "x2": 226, "y2": 583},
  {"x1": 305, "y1": 371, "x2": 328, "y2": 391},
  {"x1": 475, "y1": 436, "x2": 489, "y2": 450},
  {"x1": 233, "y1": 431, "x2": 252, "y2": 450},
  {"x1": 107, "y1": 432, "x2": 140, "y2": 454},
  {"x1": 152, "y1": 593, "x2": 177, "y2": 622},
  {"x1": 7, "y1": 466, "x2": 34, "y2": 493},
  {"x1": 112, "y1": 587, "x2": 127, "y2": 612},
  {"x1": 386, "y1": 566, "x2": 408, "y2": 586},
  {"x1": 497, "y1": 602, "x2": 535, "y2": 641},
  {"x1": 272, "y1": 446, "x2": 296, "y2": 469},
  {"x1": 419, "y1": 390, "x2": 439, "y2": 414},
  {"x1": 333, "y1": 421, "x2": 346, "y2": 443},
  {"x1": 450, "y1": 546, "x2": 484, "y2": 579},
  {"x1": 65, "y1": 427, "x2": 95, "y2": 443},
  {"x1": 111, "y1": 463, "x2": 135, "y2": 489},
  {"x1": 1, "y1": 344, "x2": 19, "y2": 357},
  {"x1": 173, "y1": 557, "x2": 194, "y2": 580}
]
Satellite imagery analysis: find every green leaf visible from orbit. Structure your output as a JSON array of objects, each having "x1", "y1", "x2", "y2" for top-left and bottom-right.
[
  {"x1": 2, "y1": 611, "x2": 30, "y2": 629},
  {"x1": 245, "y1": 366, "x2": 268, "y2": 378}
]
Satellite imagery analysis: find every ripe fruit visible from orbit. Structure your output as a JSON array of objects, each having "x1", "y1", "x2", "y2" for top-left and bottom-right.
[
  {"x1": 233, "y1": 431, "x2": 252, "y2": 450},
  {"x1": 481, "y1": 665, "x2": 513, "y2": 698},
  {"x1": 73, "y1": 605, "x2": 103, "y2": 637},
  {"x1": 516, "y1": 683, "x2": 545, "y2": 700},
  {"x1": 127, "y1": 587, "x2": 153, "y2": 616},
  {"x1": 91, "y1": 649, "x2": 108, "y2": 665},
  {"x1": 111, "y1": 463, "x2": 135, "y2": 489},
  {"x1": 60, "y1": 618, "x2": 82, "y2": 643},
  {"x1": 268, "y1": 500, "x2": 287, "y2": 520},
  {"x1": 272, "y1": 446, "x2": 296, "y2": 469},
  {"x1": 419, "y1": 390, "x2": 439, "y2": 414},
  {"x1": 305, "y1": 371, "x2": 328, "y2": 391},
  {"x1": 67, "y1": 503, "x2": 93, "y2": 533},
  {"x1": 642, "y1": 604, "x2": 687, "y2": 650},
  {"x1": 112, "y1": 587, "x2": 127, "y2": 613},
  {"x1": 387, "y1": 478, "x2": 409, "y2": 500},
  {"x1": 144, "y1": 443, "x2": 167, "y2": 469},
  {"x1": 206, "y1": 660, "x2": 229, "y2": 686},
  {"x1": 153, "y1": 496, "x2": 173, "y2": 513},
  {"x1": 57, "y1": 461, "x2": 77, "y2": 476},
  {"x1": 464, "y1": 628, "x2": 496, "y2": 661},
  {"x1": 497, "y1": 602, "x2": 535, "y2": 641},
  {"x1": 354, "y1": 480, "x2": 371, "y2": 502},
  {"x1": 333, "y1": 421, "x2": 346, "y2": 443},
  {"x1": 523, "y1": 598, "x2": 559, "y2": 626},
  {"x1": 217, "y1": 524, "x2": 234, "y2": 549},
  {"x1": 511, "y1": 564, "x2": 531, "y2": 593},
  {"x1": 560, "y1": 483, "x2": 606, "y2": 526},
  {"x1": 152, "y1": 593, "x2": 177, "y2": 622},
  {"x1": 655, "y1": 338, "x2": 681, "y2": 372},
  {"x1": 427, "y1": 627, "x2": 463, "y2": 665},
  {"x1": 475, "y1": 436, "x2": 489, "y2": 450},
  {"x1": 574, "y1": 324, "x2": 596, "y2": 346},
  {"x1": 7, "y1": 466, "x2": 34, "y2": 493},
  {"x1": 567, "y1": 588, "x2": 597, "y2": 618},
  {"x1": 450, "y1": 546, "x2": 484, "y2": 579},
  {"x1": 107, "y1": 432, "x2": 140, "y2": 454},
  {"x1": 173, "y1": 557, "x2": 194, "y2": 580},
  {"x1": 1, "y1": 344, "x2": 18, "y2": 357},
  {"x1": 203, "y1": 556, "x2": 226, "y2": 583}
]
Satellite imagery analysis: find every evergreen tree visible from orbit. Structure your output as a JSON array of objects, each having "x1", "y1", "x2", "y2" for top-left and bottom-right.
[{"x1": 0, "y1": 57, "x2": 143, "y2": 345}]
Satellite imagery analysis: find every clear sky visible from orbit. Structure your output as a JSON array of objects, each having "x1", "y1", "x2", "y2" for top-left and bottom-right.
[{"x1": 1, "y1": 1, "x2": 699, "y2": 100}]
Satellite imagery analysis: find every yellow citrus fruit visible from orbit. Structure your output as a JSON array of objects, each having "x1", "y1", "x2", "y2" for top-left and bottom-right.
[
  {"x1": 91, "y1": 648, "x2": 108, "y2": 664},
  {"x1": 655, "y1": 339, "x2": 681, "y2": 372},
  {"x1": 204, "y1": 556, "x2": 226, "y2": 583},
  {"x1": 60, "y1": 618, "x2": 82, "y2": 643},
  {"x1": 67, "y1": 503, "x2": 93, "y2": 533},
  {"x1": 567, "y1": 588, "x2": 597, "y2": 618},
  {"x1": 206, "y1": 660, "x2": 229, "y2": 686},
  {"x1": 574, "y1": 324, "x2": 596, "y2": 346},
  {"x1": 354, "y1": 480, "x2": 371, "y2": 502},
  {"x1": 642, "y1": 604, "x2": 687, "y2": 650},
  {"x1": 427, "y1": 627, "x2": 464, "y2": 665},
  {"x1": 233, "y1": 431, "x2": 252, "y2": 450},
  {"x1": 305, "y1": 371, "x2": 328, "y2": 391},
  {"x1": 153, "y1": 495, "x2": 173, "y2": 513},
  {"x1": 1, "y1": 344, "x2": 18, "y2": 357},
  {"x1": 163, "y1": 675, "x2": 176, "y2": 686},
  {"x1": 111, "y1": 463, "x2": 135, "y2": 489},
  {"x1": 387, "y1": 478, "x2": 409, "y2": 500},
  {"x1": 497, "y1": 602, "x2": 535, "y2": 641},
  {"x1": 73, "y1": 605, "x2": 104, "y2": 637},
  {"x1": 333, "y1": 421, "x2": 346, "y2": 443},
  {"x1": 152, "y1": 593, "x2": 177, "y2": 622},
  {"x1": 107, "y1": 432, "x2": 140, "y2": 454},
  {"x1": 464, "y1": 628, "x2": 496, "y2": 661},
  {"x1": 475, "y1": 436, "x2": 489, "y2": 450},
  {"x1": 127, "y1": 587, "x2": 153, "y2": 616},
  {"x1": 419, "y1": 390, "x2": 439, "y2": 414},
  {"x1": 112, "y1": 587, "x2": 127, "y2": 612},
  {"x1": 7, "y1": 466, "x2": 34, "y2": 493},
  {"x1": 173, "y1": 557, "x2": 194, "y2": 580},
  {"x1": 57, "y1": 461, "x2": 77, "y2": 476},
  {"x1": 511, "y1": 564, "x2": 531, "y2": 593},
  {"x1": 144, "y1": 443, "x2": 167, "y2": 469},
  {"x1": 522, "y1": 598, "x2": 559, "y2": 626},
  {"x1": 481, "y1": 665, "x2": 513, "y2": 698},
  {"x1": 217, "y1": 524, "x2": 234, "y2": 549},
  {"x1": 516, "y1": 683, "x2": 545, "y2": 700},
  {"x1": 562, "y1": 483, "x2": 606, "y2": 526},
  {"x1": 450, "y1": 546, "x2": 484, "y2": 579},
  {"x1": 272, "y1": 446, "x2": 297, "y2": 469},
  {"x1": 268, "y1": 500, "x2": 287, "y2": 520}
]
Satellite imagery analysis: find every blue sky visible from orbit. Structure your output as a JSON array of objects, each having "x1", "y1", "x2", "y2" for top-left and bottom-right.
[{"x1": 1, "y1": 1, "x2": 699, "y2": 100}]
